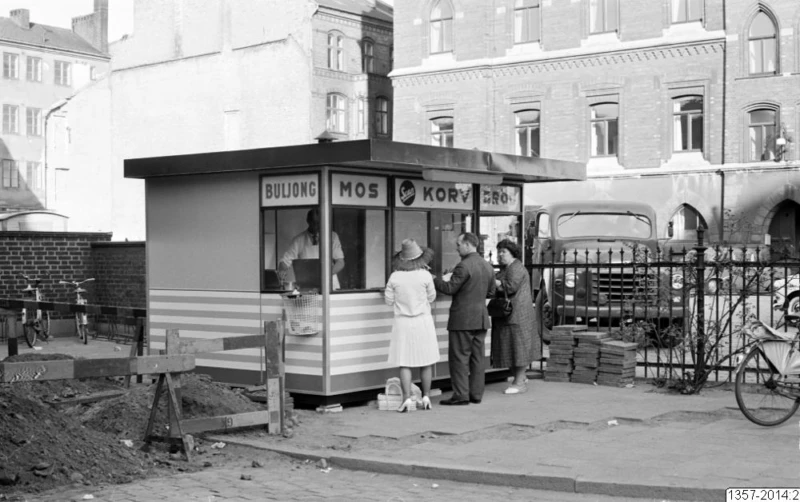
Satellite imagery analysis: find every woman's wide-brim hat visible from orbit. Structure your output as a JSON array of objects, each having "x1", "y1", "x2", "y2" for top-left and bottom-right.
[{"x1": 392, "y1": 239, "x2": 434, "y2": 271}]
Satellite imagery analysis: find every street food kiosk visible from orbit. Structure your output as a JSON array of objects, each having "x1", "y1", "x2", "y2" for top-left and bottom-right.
[{"x1": 125, "y1": 140, "x2": 585, "y2": 405}]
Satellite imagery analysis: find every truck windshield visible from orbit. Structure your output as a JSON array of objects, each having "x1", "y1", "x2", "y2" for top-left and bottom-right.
[{"x1": 556, "y1": 212, "x2": 652, "y2": 239}]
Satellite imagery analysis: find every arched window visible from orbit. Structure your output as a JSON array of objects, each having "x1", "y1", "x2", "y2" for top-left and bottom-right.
[
  {"x1": 430, "y1": 116, "x2": 453, "y2": 147},
  {"x1": 669, "y1": 204, "x2": 707, "y2": 242},
  {"x1": 673, "y1": 96, "x2": 703, "y2": 152},
  {"x1": 375, "y1": 97, "x2": 389, "y2": 136},
  {"x1": 515, "y1": 109, "x2": 540, "y2": 157},
  {"x1": 430, "y1": 0, "x2": 453, "y2": 54},
  {"x1": 748, "y1": 11, "x2": 777, "y2": 75},
  {"x1": 514, "y1": 0, "x2": 540, "y2": 44},
  {"x1": 327, "y1": 32, "x2": 344, "y2": 71},
  {"x1": 361, "y1": 39, "x2": 374, "y2": 73},
  {"x1": 326, "y1": 94, "x2": 347, "y2": 133},
  {"x1": 748, "y1": 108, "x2": 778, "y2": 161},
  {"x1": 590, "y1": 103, "x2": 618, "y2": 157}
]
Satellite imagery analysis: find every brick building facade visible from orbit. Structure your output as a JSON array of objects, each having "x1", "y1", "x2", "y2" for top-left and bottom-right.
[{"x1": 391, "y1": 0, "x2": 800, "y2": 252}]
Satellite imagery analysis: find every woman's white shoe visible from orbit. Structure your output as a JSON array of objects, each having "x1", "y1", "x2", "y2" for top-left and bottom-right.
[{"x1": 421, "y1": 396, "x2": 432, "y2": 410}]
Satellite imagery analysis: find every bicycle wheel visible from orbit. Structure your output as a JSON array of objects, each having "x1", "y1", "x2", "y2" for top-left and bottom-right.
[
  {"x1": 23, "y1": 322, "x2": 38, "y2": 348},
  {"x1": 735, "y1": 346, "x2": 800, "y2": 426}
]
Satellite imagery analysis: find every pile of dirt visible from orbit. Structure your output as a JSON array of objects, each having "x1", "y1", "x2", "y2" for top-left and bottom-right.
[{"x1": 0, "y1": 353, "x2": 266, "y2": 498}]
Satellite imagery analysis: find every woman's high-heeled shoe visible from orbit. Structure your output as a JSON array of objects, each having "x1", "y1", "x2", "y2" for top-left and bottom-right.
[
  {"x1": 397, "y1": 398, "x2": 414, "y2": 413},
  {"x1": 421, "y1": 396, "x2": 432, "y2": 410}
]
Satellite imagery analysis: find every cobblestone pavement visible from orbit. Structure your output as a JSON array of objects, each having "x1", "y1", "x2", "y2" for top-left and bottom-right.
[{"x1": 19, "y1": 450, "x2": 661, "y2": 502}]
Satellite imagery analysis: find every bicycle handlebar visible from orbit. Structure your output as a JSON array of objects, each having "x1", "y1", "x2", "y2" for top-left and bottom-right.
[{"x1": 58, "y1": 278, "x2": 96, "y2": 288}]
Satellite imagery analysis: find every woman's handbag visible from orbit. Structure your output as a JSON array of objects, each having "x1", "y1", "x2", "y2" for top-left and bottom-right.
[{"x1": 487, "y1": 285, "x2": 513, "y2": 318}]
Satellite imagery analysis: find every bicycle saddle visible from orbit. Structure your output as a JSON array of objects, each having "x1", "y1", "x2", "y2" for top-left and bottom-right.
[{"x1": 747, "y1": 320, "x2": 795, "y2": 342}]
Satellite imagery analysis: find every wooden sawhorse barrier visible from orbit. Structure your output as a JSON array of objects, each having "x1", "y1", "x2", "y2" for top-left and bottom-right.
[
  {"x1": 0, "y1": 353, "x2": 197, "y2": 460},
  {"x1": 153, "y1": 320, "x2": 286, "y2": 452}
]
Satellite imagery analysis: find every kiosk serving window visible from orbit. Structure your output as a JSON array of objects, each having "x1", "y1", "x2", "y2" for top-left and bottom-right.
[
  {"x1": 479, "y1": 185, "x2": 522, "y2": 266},
  {"x1": 261, "y1": 174, "x2": 327, "y2": 292},
  {"x1": 394, "y1": 179, "x2": 474, "y2": 275},
  {"x1": 331, "y1": 174, "x2": 388, "y2": 292}
]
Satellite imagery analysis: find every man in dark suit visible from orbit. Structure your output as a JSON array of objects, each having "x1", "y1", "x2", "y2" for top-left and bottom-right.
[{"x1": 434, "y1": 232, "x2": 496, "y2": 405}]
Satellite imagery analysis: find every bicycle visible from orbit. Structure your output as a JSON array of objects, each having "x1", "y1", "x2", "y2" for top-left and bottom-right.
[
  {"x1": 59, "y1": 278, "x2": 95, "y2": 344},
  {"x1": 734, "y1": 317, "x2": 800, "y2": 426},
  {"x1": 19, "y1": 274, "x2": 51, "y2": 348}
]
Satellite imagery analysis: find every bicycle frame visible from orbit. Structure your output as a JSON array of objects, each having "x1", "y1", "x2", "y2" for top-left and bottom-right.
[{"x1": 742, "y1": 320, "x2": 800, "y2": 376}]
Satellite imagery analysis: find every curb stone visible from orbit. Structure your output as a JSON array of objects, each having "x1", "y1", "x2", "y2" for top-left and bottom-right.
[{"x1": 211, "y1": 436, "x2": 723, "y2": 502}]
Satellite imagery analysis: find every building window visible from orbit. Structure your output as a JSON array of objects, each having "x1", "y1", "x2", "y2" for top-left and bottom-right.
[
  {"x1": 515, "y1": 109, "x2": 540, "y2": 157},
  {"x1": 671, "y1": 0, "x2": 702, "y2": 23},
  {"x1": 26, "y1": 56, "x2": 41, "y2": 82},
  {"x1": 362, "y1": 39, "x2": 374, "y2": 73},
  {"x1": 376, "y1": 97, "x2": 389, "y2": 136},
  {"x1": 54, "y1": 60, "x2": 71, "y2": 86},
  {"x1": 590, "y1": 103, "x2": 618, "y2": 157},
  {"x1": 3, "y1": 53, "x2": 18, "y2": 79},
  {"x1": 589, "y1": 0, "x2": 619, "y2": 34},
  {"x1": 673, "y1": 96, "x2": 703, "y2": 152},
  {"x1": 431, "y1": 116, "x2": 454, "y2": 147},
  {"x1": 327, "y1": 32, "x2": 344, "y2": 71},
  {"x1": 748, "y1": 12, "x2": 777, "y2": 75},
  {"x1": 26, "y1": 107, "x2": 42, "y2": 137},
  {"x1": 748, "y1": 108, "x2": 777, "y2": 161},
  {"x1": 2, "y1": 104, "x2": 19, "y2": 134},
  {"x1": 514, "y1": 0, "x2": 540, "y2": 44},
  {"x1": 326, "y1": 94, "x2": 347, "y2": 133},
  {"x1": 26, "y1": 161, "x2": 41, "y2": 191},
  {"x1": 357, "y1": 98, "x2": 366, "y2": 134},
  {"x1": 430, "y1": 0, "x2": 453, "y2": 54},
  {"x1": 2, "y1": 160, "x2": 19, "y2": 189},
  {"x1": 669, "y1": 205, "x2": 706, "y2": 242}
]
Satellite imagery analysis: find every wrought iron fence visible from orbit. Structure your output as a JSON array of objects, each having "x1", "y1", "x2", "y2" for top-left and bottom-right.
[{"x1": 530, "y1": 235, "x2": 800, "y2": 385}]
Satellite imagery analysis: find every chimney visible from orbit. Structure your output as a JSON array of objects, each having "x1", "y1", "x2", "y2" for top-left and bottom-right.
[
  {"x1": 71, "y1": 0, "x2": 108, "y2": 53},
  {"x1": 10, "y1": 9, "x2": 30, "y2": 29}
]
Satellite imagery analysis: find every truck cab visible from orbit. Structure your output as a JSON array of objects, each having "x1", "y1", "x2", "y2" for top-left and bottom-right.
[{"x1": 527, "y1": 201, "x2": 685, "y2": 335}]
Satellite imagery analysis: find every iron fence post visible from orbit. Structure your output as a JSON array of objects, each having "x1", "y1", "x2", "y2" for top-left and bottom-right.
[{"x1": 694, "y1": 227, "x2": 707, "y2": 385}]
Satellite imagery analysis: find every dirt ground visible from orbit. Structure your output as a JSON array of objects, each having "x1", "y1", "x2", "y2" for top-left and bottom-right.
[{"x1": 0, "y1": 352, "x2": 273, "y2": 500}]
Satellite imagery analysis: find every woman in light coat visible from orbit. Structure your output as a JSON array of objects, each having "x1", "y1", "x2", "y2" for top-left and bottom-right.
[{"x1": 385, "y1": 239, "x2": 439, "y2": 412}]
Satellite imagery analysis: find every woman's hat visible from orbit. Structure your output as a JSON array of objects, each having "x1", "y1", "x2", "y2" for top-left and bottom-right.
[{"x1": 393, "y1": 239, "x2": 434, "y2": 271}]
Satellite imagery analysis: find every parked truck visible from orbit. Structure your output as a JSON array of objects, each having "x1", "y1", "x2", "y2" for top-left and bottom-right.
[{"x1": 526, "y1": 200, "x2": 685, "y2": 343}]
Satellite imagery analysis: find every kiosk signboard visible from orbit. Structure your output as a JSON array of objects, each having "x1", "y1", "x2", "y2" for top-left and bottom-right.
[
  {"x1": 395, "y1": 178, "x2": 472, "y2": 210},
  {"x1": 480, "y1": 185, "x2": 522, "y2": 213},
  {"x1": 261, "y1": 174, "x2": 319, "y2": 207},
  {"x1": 332, "y1": 174, "x2": 387, "y2": 207}
]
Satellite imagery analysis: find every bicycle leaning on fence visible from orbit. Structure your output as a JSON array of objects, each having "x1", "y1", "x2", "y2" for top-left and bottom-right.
[
  {"x1": 59, "y1": 278, "x2": 95, "y2": 344},
  {"x1": 734, "y1": 317, "x2": 800, "y2": 426},
  {"x1": 19, "y1": 274, "x2": 51, "y2": 348}
]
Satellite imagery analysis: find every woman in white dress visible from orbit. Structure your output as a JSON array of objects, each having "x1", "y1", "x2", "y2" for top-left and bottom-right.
[{"x1": 385, "y1": 239, "x2": 439, "y2": 412}]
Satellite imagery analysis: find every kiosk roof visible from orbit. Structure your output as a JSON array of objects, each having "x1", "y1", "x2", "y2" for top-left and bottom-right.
[{"x1": 124, "y1": 139, "x2": 585, "y2": 184}]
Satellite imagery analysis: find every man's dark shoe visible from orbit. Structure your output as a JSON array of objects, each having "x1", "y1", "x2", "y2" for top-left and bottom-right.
[
  {"x1": 469, "y1": 398, "x2": 482, "y2": 404},
  {"x1": 440, "y1": 396, "x2": 469, "y2": 406}
]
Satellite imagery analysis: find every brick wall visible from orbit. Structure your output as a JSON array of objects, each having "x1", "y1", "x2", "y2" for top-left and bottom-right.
[
  {"x1": 0, "y1": 232, "x2": 112, "y2": 305},
  {"x1": 90, "y1": 242, "x2": 146, "y2": 308}
]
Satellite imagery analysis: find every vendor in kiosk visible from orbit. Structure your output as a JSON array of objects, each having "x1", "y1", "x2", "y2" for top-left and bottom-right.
[{"x1": 279, "y1": 208, "x2": 345, "y2": 290}]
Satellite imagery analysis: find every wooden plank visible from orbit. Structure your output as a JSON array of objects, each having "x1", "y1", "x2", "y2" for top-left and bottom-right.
[
  {"x1": 124, "y1": 319, "x2": 145, "y2": 388},
  {"x1": 165, "y1": 328, "x2": 181, "y2": 354},
  {"x1": 180, "y1": 411, "x2": 270, "y2": 434},
  {"x1": 172, "y1": 334, "x2": 265, "y2": 355},
  {"x1": 222, "y1": 334, "x2": 267, "y2": 352},
  {"x1": 74, "y1": 358, "x2": 131, "y2": 379},
  {"x1": 133, "y1": 355, "x2": 195, "y2": 375},
  {"x1": 1, "y1": 355, "x2": 194, "y2": 383},
  {"x1": 0, "y1": 360, "x2": 74, "y2": 382},
  {"x1": 142, "y1": 374, "x2": 165, "y2": 452},
  {"x1": 264, "y1": 321, "x2": 284, "y2": 378},
  {"x1": 164, "y1": 373, "x2": 191, "y2": 461}
]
